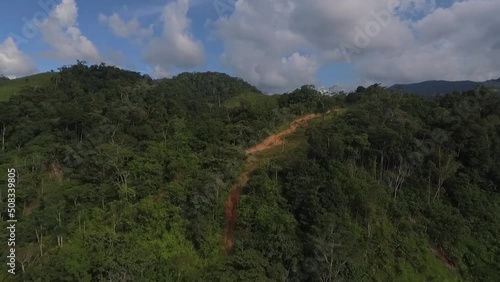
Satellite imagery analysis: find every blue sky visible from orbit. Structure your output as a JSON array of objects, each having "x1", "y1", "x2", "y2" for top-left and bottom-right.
[{"x1": 1, "y1": 0, "x2": 499, "y2": 93}]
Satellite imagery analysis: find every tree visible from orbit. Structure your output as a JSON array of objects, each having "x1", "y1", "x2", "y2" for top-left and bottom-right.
[
  {"x1": 306, "y1": 219, "x2": 349, "y2": 282},
  {"x1": 429, "y1": 148, "x2": 461, "y2": 202}
]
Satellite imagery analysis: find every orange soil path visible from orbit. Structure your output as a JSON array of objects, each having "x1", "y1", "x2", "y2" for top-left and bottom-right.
[{"x1": 223, "y1": 111, "x2": 329, "y2": 254}]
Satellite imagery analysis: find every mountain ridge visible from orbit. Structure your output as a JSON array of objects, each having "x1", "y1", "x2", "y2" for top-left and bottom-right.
[{"x1": 389, "y1": 77, "x2": 500, "y2": 96}]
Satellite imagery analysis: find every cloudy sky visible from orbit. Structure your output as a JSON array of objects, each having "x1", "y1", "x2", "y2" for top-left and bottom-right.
[{"x1": 0, "y1": 0, "x2": 499, "y2": 93}]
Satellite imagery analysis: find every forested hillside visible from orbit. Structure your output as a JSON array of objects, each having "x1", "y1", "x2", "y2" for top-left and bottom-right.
[
  {"x1": 0, "y1": 62, "x2": 499, "y2": 281},
  {"x1": 0, "y1": 73, "x2": 55, "y2": 102}
]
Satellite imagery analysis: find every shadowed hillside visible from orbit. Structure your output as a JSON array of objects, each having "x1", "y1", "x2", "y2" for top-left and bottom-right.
[{"x1": 389, "y1": 78, "x2": 500, "y2": 97}]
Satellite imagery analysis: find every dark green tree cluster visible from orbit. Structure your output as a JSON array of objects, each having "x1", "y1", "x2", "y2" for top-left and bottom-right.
[
  {"x1": 0, "y1": 62, "x2": 339, "y2": 281},
  {"x1": 278, "y1": 85, "x2": 341, "y2": 116},
  {"x1": 227, "y1": 85, "x2": 499, "y2": 281},
  {"x1": 0, "y1": 62, "x2": 498, "y2": 281}
]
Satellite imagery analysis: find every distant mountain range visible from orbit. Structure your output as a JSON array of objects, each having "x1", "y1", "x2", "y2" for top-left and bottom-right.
[{"x1": 388, "y1": 78, "x2": 500, "y2": 96}]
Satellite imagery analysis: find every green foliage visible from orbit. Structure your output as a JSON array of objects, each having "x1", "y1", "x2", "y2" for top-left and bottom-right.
[
  {"x1": 273, "y1": 86, "x2": 498, "y2": 281},
  {"x1": 223, "y1": 92, "x2": 278, "y2": 109},
  {"x1": 0, "y1": 62, "x2": 344, "y2": 281},
  {"x1": 0, "y1": 62, "x2": 498, "y2": 281},
  {"x1": 0, "y1": 72, "x2": 55, "y2": 101}
]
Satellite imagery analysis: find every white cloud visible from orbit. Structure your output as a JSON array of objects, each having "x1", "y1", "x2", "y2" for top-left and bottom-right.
[
  {"x1": 143, "y1": 0, "x2": 204, "y2": 70},
  {"x1": 40, "y1": 0, "x2": 100, "y2": 63},
  {"x1": 0, "y1": 37, "x2": 37, "y2": 77},
  {"x1": 102, "y1": 0, "x2": 204, "y2": 75},
  {"x1": 365, "y1": 0, "x2": 500, "y2": 84},
  {"x1": 212, "y1": 0, "x2": 409, "y2": 92},
  {"x1": 213, "y1": 0, "x2": 500, "y2": 91},
  {"x1": 98, "y1": 13, "x2": 153, "y2": 40},
  {"x1": 152, "y1": 65, "x2": 171, "y2": 78},
  {"x1": 214, "y1": 0, "x2": 317, "y2": 93}
]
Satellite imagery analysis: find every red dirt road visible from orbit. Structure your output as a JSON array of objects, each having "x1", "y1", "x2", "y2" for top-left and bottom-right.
[
  {"x1": 245, "y1": 112, "x2": 322, "y2": 155},
  {"x1": 223, "y1": 112, "x2": 327, "y2": 254}
]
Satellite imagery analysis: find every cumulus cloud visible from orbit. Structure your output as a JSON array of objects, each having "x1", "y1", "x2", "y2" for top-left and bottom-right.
[
  {"x1": 102, "y1": 0, "x2": 204, "y2": 75},
  {"x1": 214, "y1": 0, "x2": 317, "y2": 93},
  {"x1": 143, "y1": 0, "x2": 204, "y2": 70},
  {"x1": 98, "y1": 13, "x2": 153, "y2": 40},
  {"x1": 365, "y1": 0, "x2": 500, "y2": 83},
  {"x1": 40, "y1": 0, "x2": 100, "y2": 62},
  {"x1": 213, "y1": 0, "x2": 500, "y2": 91},
  {"x1": 152, "y1": 65, "x2": 171, "y2": 79},
  {"x1": 213, "y1": 0, "x2": 406, "y2": 92},
  {"x1": 0, "y1": 37, "x2": 37, "y2": 77}
]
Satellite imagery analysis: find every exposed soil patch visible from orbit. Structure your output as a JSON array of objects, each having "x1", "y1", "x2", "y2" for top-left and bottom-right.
[
  {"x1": 223, "y1": 112, "x2": 329, "y2": 254},
  {"x1": 245, "y1": 112, "x2": 322, "y2": 155}
]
